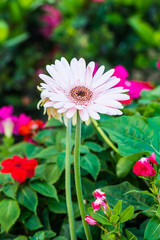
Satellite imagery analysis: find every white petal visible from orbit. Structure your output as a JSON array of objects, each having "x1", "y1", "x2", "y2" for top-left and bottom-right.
[
  {"x1": 66, "y1": 108, "x2": 76, "y2": 118},
  {"x1": 96, "y1": 97, "x2": 124, "y2": 109},
  {"x1": 78, "y1": 58, "x2": 86, "y2": 84},
  {"x1": 92, "y1": 69, "x2": 115, "y2": 89},
  {"x1": 87, "y1": 108, "x2": 100, "y2": 120},
  {"x1": 92, "y1": 65, "x2": 105, "y2": 83},
  {"x1": 54, "y1": 102, "x2": 65, "y2": 108},
  {"x1": 44, "y1": 102, "x2": 54, "y2": 107},
  {"x1": 79, "y1": 109, "x2": 89, "y2": 121}
]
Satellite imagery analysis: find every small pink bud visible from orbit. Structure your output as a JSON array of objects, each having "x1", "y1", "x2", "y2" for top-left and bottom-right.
[
  {"x1": 92, "y1": 199, "x2": 107, "y2": 213},
  {"x1": 133, "y1": 157, "x2": 156, "y2": 177},
  {"x1": 94, "y1": 188, "x2": 106, "y2": 200},
  {"x1": 85, "y1": 215, "x2": 97, "y2": 225}
]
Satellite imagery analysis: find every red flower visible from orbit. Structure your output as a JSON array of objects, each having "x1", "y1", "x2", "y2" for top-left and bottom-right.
[
  {"x1": 157, "y1": 57, "x2": 160, "y2": 70},
  {"x1": 0, "y1": 155, "x2": 38, "y2": 183},
  {"x1": 133, "y1": 155, "x2": 158, "y2": 177},
  {"x1": 19, "y1": 119, "x2": 44, "y2": 142}
]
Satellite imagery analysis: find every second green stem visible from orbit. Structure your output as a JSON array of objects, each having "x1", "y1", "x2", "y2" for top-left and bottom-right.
[{"x1": 74, "y1": 113, "x2": 92, "y2": 240}]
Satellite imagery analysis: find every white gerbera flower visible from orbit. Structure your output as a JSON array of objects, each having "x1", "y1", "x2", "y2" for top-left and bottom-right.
[{"x1": 38, "y1": 57, "x2": 129, "y2": 122}]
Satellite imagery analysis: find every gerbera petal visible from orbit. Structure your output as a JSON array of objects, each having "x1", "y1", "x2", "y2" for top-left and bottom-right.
[
  {"x1": 92, "y1": 65, "x2": 105, "y2": 83},
  {"x1": 79, "y1": 109, "x2": 89, "y2": 121},
  {"x1": 92, "y1": 69, "x2": 115, "y2": 89},
  {"x1": 87, "y1": 108, "x2": 100, "y2": 120},
  {"x1": 66, "y1": 108, "x2": 77, "y2": 118}
]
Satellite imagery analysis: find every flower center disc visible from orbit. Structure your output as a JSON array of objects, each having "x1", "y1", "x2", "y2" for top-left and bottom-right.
[{"x1": 70, "y1": 86, "x2": 93, "y2": 104}]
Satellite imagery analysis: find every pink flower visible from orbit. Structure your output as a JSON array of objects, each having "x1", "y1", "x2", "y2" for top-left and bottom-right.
[
  {"x1": 85, "y1": 215, "x2": 97, "y2": 225},
  {"x1": 13, "y1": 113, "x2": 31, "y2": 135},
  {"x1": 113, "y1": 65, "x2": 154, "y2": 100},
  {"x1": 38, "y1": 58, "x2": 129, "y2": 123},
  {"x1": 157, "y1": 58, "x2": 160, "y2": 70},
  {"x1": 125, "y1": 80, "x2": 154, "y2": 99},
  {"x1": 0, "y1": 106, "x2": 17, "y2": 137},
  {"x1": 146, "y1": 152, "x2": 159, "y2": 164},
  {"x1": 133, "y1": 156, "x2": 158, "y2": 177},
  {"x1": 94, "y1": 189, "x2": 106, "y2": 200},
  {"x1": 92, "y1": 62, "x2": 98, "y2": 76},
  {"x1": 92, "y1": 199, "x2": 107, "y2": 213},
  {"x1": 40, "y1": 4, "x2": 61, "y2": 38}
]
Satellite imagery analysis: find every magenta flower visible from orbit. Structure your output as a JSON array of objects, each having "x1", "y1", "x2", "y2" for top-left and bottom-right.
[
  {"x1": 85, "y1": 215, "x2": 97, "y2": 225},
  {"x1": 40, "y1": 4, "x2": 61, "y2": 38},
  {"x1": 92, "y1": 199, "x2": 107, "y2": 213},
  {"x1": 113, "y1": 65, "x2": 154, "y2": 100},
  {"x1": 94, "y1": 189, "x2": 106, "y2": 200},
  {"x1": 133, "y1": 154, "x2": 158, "y2": 177},
  {"x1": 157, "y1": 58, "x2": 160, "y2": 70}
]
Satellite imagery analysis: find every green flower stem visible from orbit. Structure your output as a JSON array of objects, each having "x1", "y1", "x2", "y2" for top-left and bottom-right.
[
  {"x1": 65, "y1": 118, "x2": 77, "y2": 240},
  {"x1": 74, "y1": 113, "x2": 92, "y2": 240},
  {"x1": 91, "y1": 118, "x2": 119, "y2": 154}
]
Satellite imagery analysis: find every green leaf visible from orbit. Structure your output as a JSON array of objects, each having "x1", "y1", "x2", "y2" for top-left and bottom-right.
[
  {"x1": 128, "y1": 16, "x2": 155, "y2": 45},
  {"x1": 119, "y1": 206, "x2": 134, "y2": 223},
  {"x1": 100, "y1": 115, "x2": 160, "y2": 162},
  {"x1": 85, "y1": 141, "x2": 105, "y2": 152},
  {"x1": 102, "y1": 181, "x2": 154, "y2": 211},
  {"x1": 125, "y1": 190, "x2": 156, "y2": 199},
  {"x1": 0, "y1": 199, "x2": 20, "y2": 232},
  {"x1": 144, "y1": 216, "x2": 160, "y2": 240},
  {"x1": 80, "y1": 145, "x2": 90, "y2": 154},
  {"x1": 53, "y1": 237, "x2": 67, "y2": 240},
  {"x1": 3, "y1": 182, "x2": 19, "y2": 199},
  {"x1": 110, "y1": 215, "x2": 119, "y2": 225},
  {"x1": 81, "y1": 153, "x2": 100, "y2": 180},
  {"x1": 35, "y1": 146, "x2": 59, "y2": 158},
  {"x1": 14, "y1": 236, "x2": 28, "y2": 240},
  {"x1": 17, "y1": 186, "x2": 38, "y2": 213},
  {"x1": 47, "y1": 196, "x2": 67, "y2": 214},
  {"x1": 30, "y1": 181, "x2": 58, "y2": 200},
  {"x1": 42, "y1": 163, "x2": 62, "y2": 184},
  {"x1": 113, "y1": 200, "x2": 122, "y2": 215},
  {"x1": 25, "y1": 214, "x2": 43, "y2": 231},
  {"x1": 45, "y1": 118, "x2": 63, "y2": 127},
  {"x1": 88, "y1": 208, "x2": 112, "y2": 225},
  {"x1": 156, "y1": 206, "x2": 160, "y2": 219},
  {"x1": 34, "y1": 230, "x2": 56, "y2": 239},
  {"x1": 125, "y1": 230, "x2": 138, "y2": 240},
  {"x1": 25, "y1": 144, "x2": 43, "y2": 158}
]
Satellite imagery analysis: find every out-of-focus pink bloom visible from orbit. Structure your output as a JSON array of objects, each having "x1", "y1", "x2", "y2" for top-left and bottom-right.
[
  {"x1": 92, "y1": 199, "x2": 107, "y2": 213},
  {"x1": 133, "y1": 157, "x2": 157, "y2": 177},
  {"x1": 113, "y1": 65, "x2": 129, "y2": 84},
  {"x1": 94, "y1": 189, "x2": 106, "y2": 200},
  {"x1": 0, "y1": 105, "x2": 14, "y2": 119},
  {"x1": 85, "y1": 215, "x2": 97, "y2": 225},
  {"x1": 157, "y1": 58, "x2": 160, "y2": 70},
  {"x1": 0, "y1": 106, "x2": 17, "y2": 137},
  {"x1": 113, "y1": 65, "x2": 154, "y2": 100},
  {"x1": 40, "y1": 4, "x2": 61, "y2": 38},
  {"x1": 125, "y1": 80, "x2": 154, "y2": 99},
  {"x1": 146, "y1": 152, "x2": 159, "y2": 165}
]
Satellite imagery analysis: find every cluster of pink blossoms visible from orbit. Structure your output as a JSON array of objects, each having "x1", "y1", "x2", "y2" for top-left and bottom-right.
[
  {"x1": 85, "y1": 189, "x2": 107, "y2": 225},
  {"x1": 133, "y1": 152, "x2": 159, "y2": 177},
  {"x1": 0, "y1": 105, "x2": 44, "y2": 142}
]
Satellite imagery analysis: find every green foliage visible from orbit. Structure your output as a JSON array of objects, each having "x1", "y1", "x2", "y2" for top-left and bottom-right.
[
  {"x1": 100, "y1": 115, "x2": 160, "y2": 162},
  {"x1": 17, "y1": 186, "x2": 38, "y2": 213},
  {"x1": 144, "y1": 216, "x2": 160, "y2": 240},
  {"x1": 0, "y1": 199, "x2": 20, "y2": 232}
]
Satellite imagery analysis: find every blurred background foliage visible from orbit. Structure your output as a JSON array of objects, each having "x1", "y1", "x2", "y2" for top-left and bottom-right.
[{"x1": 0, "y1": 0, "x2": 160, "y2": 117}]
